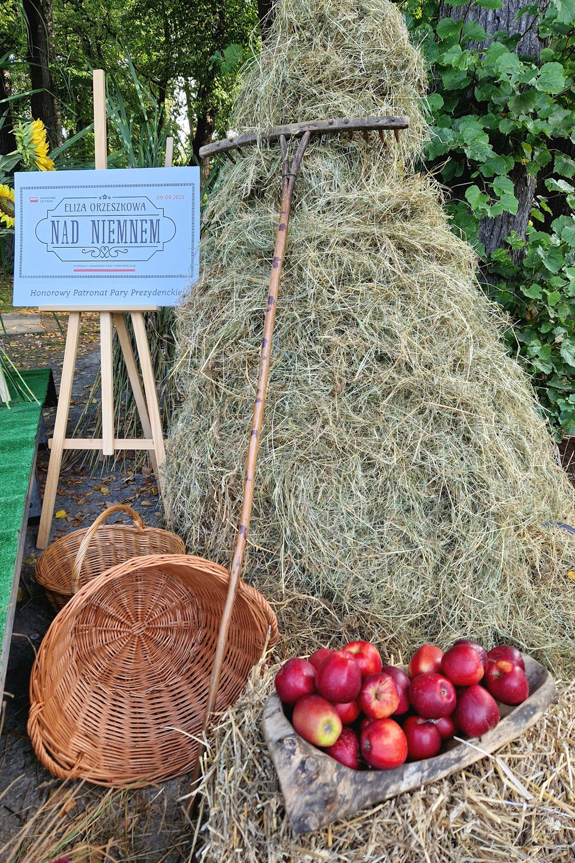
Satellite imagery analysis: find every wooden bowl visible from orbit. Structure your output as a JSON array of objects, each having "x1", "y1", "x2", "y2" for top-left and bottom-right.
[{"x1": 263, "y1": 654, "x2": 555, "y2": 834}]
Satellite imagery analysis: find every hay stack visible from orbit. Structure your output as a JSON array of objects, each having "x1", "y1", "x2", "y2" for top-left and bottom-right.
[{"x1": 165, "y1": 0, "x2": 575, "y2": 672}]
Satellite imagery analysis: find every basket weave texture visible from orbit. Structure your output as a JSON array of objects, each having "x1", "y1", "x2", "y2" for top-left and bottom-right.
[
  {"x1": 28, "y1": 553, "x2": 279, "y2": 786},
  {"x1": 35, "y1": 504, "x2": 185, "y2": 611}
]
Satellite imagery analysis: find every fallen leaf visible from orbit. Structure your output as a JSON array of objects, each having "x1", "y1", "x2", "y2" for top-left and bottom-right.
[
  {"x1": 24, "y1": 553, "x2": 37, "y2": 566},
  {"x1": 140, "y1": 500, "x2": 152, "y2": 507},
  {"x1": 55, "y1": 510, "x2": 67, "y2": 518},
  {"x1": 100, "y1": 486, "x2": 110, "y2": 495}
]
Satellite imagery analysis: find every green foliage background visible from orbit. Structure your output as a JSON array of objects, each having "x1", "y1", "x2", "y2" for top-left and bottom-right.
[{"x1": 404, "y1": 0, "x2": 575, "y2": 434}]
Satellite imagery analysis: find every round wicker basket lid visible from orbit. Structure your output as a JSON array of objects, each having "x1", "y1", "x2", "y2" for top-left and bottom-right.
[{"x1": 28, "y1": 554, "x2": 278, "y2": 787}]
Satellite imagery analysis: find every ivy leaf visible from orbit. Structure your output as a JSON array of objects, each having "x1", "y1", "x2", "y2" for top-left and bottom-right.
[{"x1": 536, "y1": 62, "x2": 566, "y2": 94}]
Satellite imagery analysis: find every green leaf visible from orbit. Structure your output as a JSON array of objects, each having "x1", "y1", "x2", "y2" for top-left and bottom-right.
[
  {"x1": 476, "y1": 0, "x2": 503, "y2": 8},
  {"x1": 426, "y1": 93, "x2": 444, "y2": 111},
  {"x1": 498, "y1": 118, "x2": 515, "y2": 134},
  {"x1": 546, "y1": 178, "x2": 575, "y2": 194},
  {"x1": 552, "y1": 0, "x2": 575, "y2": 25},
  {"x1": 536, "y1": 62, "x2": 566, "y2": 94},
  {"x1": 465, "y1": 184, "x2": 489, "y2": 210},
  {"x1": 492, "y1": 175, "x2": 515, "y2": 197},
  {"x1": 560, "y1": 341, "x2": 575, "y2": 368},
  {"x1": 436, "y1": 18, "x2": 462, "y2": 39},
  {"x1": 507, "y1": 89, "x2": 536, "y2": 114},
  {"x1": 461, "y1": 21, "x2": 488, "y2": 41},
  {"x1": 537, "y1": 245, "x2": 565, "y2": 273},
  {"x1": 522, "y1": 283, "x2": 543, "y2": 298},
  {"x1": 555, "y1": 154, "x2": 575, "y2": 179},
  {"x1": 440, "y1": 67, "x2": 471, "y2": 89}
]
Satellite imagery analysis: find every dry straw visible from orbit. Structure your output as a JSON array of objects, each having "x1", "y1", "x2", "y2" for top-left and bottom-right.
[
  {"x1": 192, "y1": 660, "x2": 575, "y2": 862},
  {"x1": 165, "y1": 0, "x2": 575, "y2": 674}
]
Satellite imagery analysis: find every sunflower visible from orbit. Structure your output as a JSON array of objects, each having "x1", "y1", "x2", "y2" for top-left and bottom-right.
[
  {"x1": 15, "y1": 119, "x2": 55, "y2": 171},
  {"x1": 0, "y1": 185, "x2": 15, "y2": 228}
]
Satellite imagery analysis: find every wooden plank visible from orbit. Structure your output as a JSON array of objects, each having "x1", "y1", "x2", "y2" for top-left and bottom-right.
[
  {"x1": 48, "y1": 438, "x2": 156, "y2": 450},
  {"x1": 37, "y1": 312, "x2": 82, "y2": 549},
  {"x1": 131, "y1": 312, "x2": 166, "y2": 482},
  {"x1": 100, "y1": 312, "x2": 114, "y2": 456},
  {"x1": 263, "y1": 654, "x2": 556, "y2": 835},
  {"x1": 93, "y1": 69, "x2": 107, "y2": 170},
  {"x1": 39, "y1": 306, "x2": 160, "y2": 313},
  {"x1": 113, "y1": 314, "x2": 159, "y2": 473},
  {"x1": 200, "y1": 115, "x2": 410, "y2": 157}
]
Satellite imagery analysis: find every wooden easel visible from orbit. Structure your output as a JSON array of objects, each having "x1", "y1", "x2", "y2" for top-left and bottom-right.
[{"x1": 36, "y1": 70, "x2": 166, "y2": 549}]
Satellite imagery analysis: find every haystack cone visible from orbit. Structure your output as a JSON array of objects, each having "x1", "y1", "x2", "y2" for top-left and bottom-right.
[{"x1": 166, "y1": 0, "x2": 575, "y2": 672}]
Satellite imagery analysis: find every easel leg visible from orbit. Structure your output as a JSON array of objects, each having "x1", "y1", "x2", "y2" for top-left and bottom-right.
[
  {"x1": 37, "y1": 312, "x2": 81, "y2": 549},
  {"x1": 113, "y1": 313, "x2": 159, "y2": 475},
  {"x1": 100, "y1": 312, "x2": 115, "y2": 456},
  {"x1": 131, "y1": 312, "x2": 166, "y2": 490}
]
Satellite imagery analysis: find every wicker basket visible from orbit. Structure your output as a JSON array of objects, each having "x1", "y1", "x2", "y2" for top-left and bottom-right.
[
  {"x1": 35, "y1": 504, "x2": 186, "y2": 611},
  {"x1": 28, "y1": 553, "x2": 279, "y2": 786}
]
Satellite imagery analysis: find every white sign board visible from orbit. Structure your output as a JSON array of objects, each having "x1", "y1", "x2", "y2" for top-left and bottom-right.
[{"x1": 13, "y1": 166, "x2": 200, "y2": 307}]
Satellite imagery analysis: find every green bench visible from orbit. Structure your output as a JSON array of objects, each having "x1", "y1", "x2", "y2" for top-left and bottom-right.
[{"x1": 0, "y1": 369, "x2": 55, "y2": 702}]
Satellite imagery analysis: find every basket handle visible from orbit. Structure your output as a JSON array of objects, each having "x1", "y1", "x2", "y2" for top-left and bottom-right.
[{"x1": 71, "y1": 504, "x2": 146, "y2": 594}]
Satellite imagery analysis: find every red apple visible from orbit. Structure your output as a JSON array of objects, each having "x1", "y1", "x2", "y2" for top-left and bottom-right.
[
  {"x1": 360, "y1": 715, "x2": 376, "y2": 732},
  {"x1": 343, "y1": 640, "x2": 382, "y2": 677},
  {"x1": 333, "y1": 700, "x2": 361, "y2": 725},
  {"x1": 453, "y1": 638, "x2": 489, "y2": 672},
  {"x1": 487, "y1": 645, "x2": 525, "y2": 671},
  {"x1": 408, "y1": 672, "x2": 457, "y2": 719},
  {"x1": 403, "y1": 716, "x2": 442, "y2": 760},
  {"x1": 441, "y1": 644, "x2": 484, "y2": 686},
  {"x1": 316, "y1": 650, "x2": 362, "y2": 703},
  {"x1": 274, "y1": 657, "x2": 316, "y2": 705},
  {"x1": 454, "y1": 684, "x2": 500, "y2": 737},
  {"x1": 309, "y1": 648, "x2": 334, "y2": 671},
  {"x1": 358, "y1": 672, "x2": 400, "y2": 719},
  {"x1": 408, "y1": 644, "x2": 444, "y2": 678},
  {"x1": 360, "y1": 718, "x2": 408, "y2": 769},
  {"x1": 324, "y1": 726, "x2": 361, "y2": 769},
  {"x1": 381, "y1": 665, "x2": 411, "y2": 715},
  {"x1": 485, "y1": 660, "x2": 529, "y2": 705},
  {"x1": 292, "y1": 695, "x2": 343, "y2": 747},
  {"x1": 433, "y1": 714, "x2": 456, "y2": 740}
]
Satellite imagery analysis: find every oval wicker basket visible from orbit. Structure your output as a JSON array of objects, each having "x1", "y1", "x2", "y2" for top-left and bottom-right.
[
  {"x1": 28, "y1": 553, "x2": 278, "y2": 786},
  {"x1": 35, "y1": 504, "x2": 186, "y2": 611}
]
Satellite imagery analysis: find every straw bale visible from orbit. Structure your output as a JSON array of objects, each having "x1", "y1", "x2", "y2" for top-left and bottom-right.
[
  {"x1": 165, "y1": 0, "x2": 575, "y2": 674},
  {"x1": 193, "y1": 657, "x2": 575, "y2": 863}
]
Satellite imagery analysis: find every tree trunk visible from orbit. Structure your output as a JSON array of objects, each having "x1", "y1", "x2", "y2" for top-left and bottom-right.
[
  {"x1": 22, "y1": 0, "x2": 62, "y2": 149},
  {"x1": 438, "y1": 0, "x2": 547, "y2": 260},
  {"x1": 0, "y1": 68, "x2": 17, "y2": 156}
]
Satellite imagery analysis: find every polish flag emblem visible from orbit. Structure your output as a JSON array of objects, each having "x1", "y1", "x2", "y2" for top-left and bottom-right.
[{"x1": 29, "y1": 197, "x2": 39, "y2": 203}]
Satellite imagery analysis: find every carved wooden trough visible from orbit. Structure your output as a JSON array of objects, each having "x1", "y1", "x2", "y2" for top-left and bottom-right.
[{"x1": 263, "y1": 654, "x2": 555, "y2": 834}]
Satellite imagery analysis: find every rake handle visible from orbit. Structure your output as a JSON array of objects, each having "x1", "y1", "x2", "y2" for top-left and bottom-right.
[{"x1": 186, "y1": 131, "x2": 312, "y2": 812}]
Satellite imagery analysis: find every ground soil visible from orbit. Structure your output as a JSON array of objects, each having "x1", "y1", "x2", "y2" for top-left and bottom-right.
[{"x1": 1, "y1": 307, "x2": 193, "y2": 861}]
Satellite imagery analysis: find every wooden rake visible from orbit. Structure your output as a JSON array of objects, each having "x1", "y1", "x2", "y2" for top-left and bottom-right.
[{"x1": 186, "y1": 114, "x2": 410, "y2": 815}]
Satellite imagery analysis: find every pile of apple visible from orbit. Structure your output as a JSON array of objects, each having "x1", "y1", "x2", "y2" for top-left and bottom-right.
[{"x1": 274, "y1": 639, "x2": 529, "y2": 770}]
